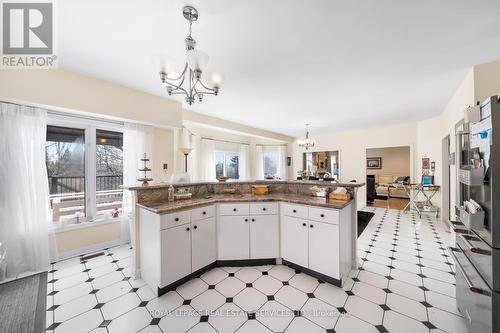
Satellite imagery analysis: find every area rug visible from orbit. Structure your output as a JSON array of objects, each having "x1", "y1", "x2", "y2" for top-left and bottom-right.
[{"x1": 357, "y1": 211, "x2": 375, "y2": 237}]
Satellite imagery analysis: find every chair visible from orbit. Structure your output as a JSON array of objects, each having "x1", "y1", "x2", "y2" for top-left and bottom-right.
[{"x1": 366, "y1": 175, "x2": 376, "y2": 202}]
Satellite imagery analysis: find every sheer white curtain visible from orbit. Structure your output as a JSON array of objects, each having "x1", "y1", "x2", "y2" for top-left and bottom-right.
[
  {"x1": 253, "y1": 145, "x2": 264, "y2": 180},
  {"x1": 277, "y1": 145, "x2": 288, "y2": 180},
  {"x1": 122, "y1": 123, "x2": 153, "y2": 246},
  {"x1": 201, "y1": 139, "x2": 216, "y2": 181},
  {"x1": 0, "y1": 102, "x2": 52, "y2": 277},
  {"x1": 239, "y1": 144, "x2": 251, "y2": 181}
]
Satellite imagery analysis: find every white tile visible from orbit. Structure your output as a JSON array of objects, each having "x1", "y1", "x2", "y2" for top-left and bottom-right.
[
  {"x1": 101, "y1": 292, "x2": 141, "y2": 320},
  {"x1": 344, "y1": 295, "x2": 383, "y2": 325},
  {"x1": 137, "y1": 285, "x2": 157, "y2": 301},
  {"x1": 253, "y1": 275, "x2": 283, "y2": 295},
  {"x1": 53, "y1": 272, "x2": 89, "y2": 291},
  {"x1": 187, "y1": 322, "x2": 218, "y2": 333},
  {"x1": 288, "y1": 273, "x2": 319, "y2": 293},
  {"x1": 274, "y1": 285, "x2": 308, "y2": 310},
  {"x1": 96, "y1": 281, "x2": 131, "y2": 303},
  {"x1": 390, "y1": 269, "x2": 423, "y2": 286},
  {"x1": 391, "y1": 260, "x2": 421, "y2": 274},
  {"x1": 233, "y1": 287, "x2": 267, "y2": 312},
  {"x1": 383, "y1": 310, "x2": 429, "y2": 333},
  {"x1": 386, "y1": 293, "x2": 427, "y2": 321},
  {"x1": 215, "y1": 277, "x2": 246, "y2": 297},
  {"x1": 116, "y1": 256, "x2": 133, "y2": 269},
  {"x1": 314, "y1": 283, "x2": 348, "y2": 307},
  {"x1": 388, "y1": 279, "x2": 425, "y2": 302},
  {"x1": 107, "y1": 306, "x2": 151, "y2": 333},
  {"x1": 159, "y1": 305, "x2": 199, "y2": 333},
  {"x1": 147, "y1": 291, "x2": 184, "y2": 317},
  {"x1": 284, "y1": 317, "x2": 325, "y2": 333},
  {"x1": 352, "y1": 281, "x2": 386, "y2": 304},
  {"x1": 366, "y1": 252, "x2": 392, "y2": 266},
  {"x1": 88, "y1": 263, "x2": 119, "y2": 278},
  {"x1": 357, "y1": 270, "x2": 389, "y2": 289},
  {"x1": 426, "y1": 290, "x2": 460, "y2": 315},
  {"x1": 54, "y1": 309, "x2": 103, "y2": 333},
  {"x1": 428, "y1": 307, "x2": 468, "y2": 333},
  {"x1": 256, "y1": 301, "x2": 294, "y2": 332},
  {"x1": 177, "y1": 278, "x2": 208, "y2": 300},
  {"x1": 138, "y1": 325, "x2": 163, "y2": 333},
  {"x1": 421, "y1": 267, "x2": 455, "y2": 284},
  {"x1": 253, "y1": 265, "x2": 274, "y2": 272},
  {"x1": 236, "y1": 319, "x2": 273, "y2": 333},
  {"x1": 84, "y1": 256, "x2": 114, "y2": 269},
  {"x1": 92, "y1": 271, "x2": 125, "y2": 290},
  {"x1": 53, "y1": 257, "x2": 82, "y2": 270},
  {"x1": 334, "y1": 315, "x2": 380, "y2": 333},
  {"x1": 421, "y1": 258, "x2": 453, "y2": 272},
  {"x1": 129, "y1": 277, "x2": 147, "y2": 289},
  {"x1": 362, "y1": 261, "x2": 391, "y2": 276},
  {"x1": 301, "y1": 298, "x2": 339, "y2": 329},
  {"x1": 200, "y1": 268, "x2": 229, "y2": 285},
  {"x1": 209, "y1": 303, "x2": 247, "y2": 333},
  {"x1": 53, "y1": 263, "x2": 86, "y2": 280},
  {"x1": 54, "y1": 294, "x2": 97, "y2": 323},
  {"x1": 235, "y1": 267, "x2": 262, "y2": 283},
  {"x1": 220, "y1": 266, "x2": 242, "y2": 274},
  {"x1": 268, "y1": 265, "x2": 295, "y2": 281},
  {"x1": 422, "y1": 278, "x2": 455, "y2": 298},
  {"x1": 53, "y1": 282, "x2": 92, "y2": 305},
  {"x1": 190, "y1": 289, "x2": 226, "y2": 314}
]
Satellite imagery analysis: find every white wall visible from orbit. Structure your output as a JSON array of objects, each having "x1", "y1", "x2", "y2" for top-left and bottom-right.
[
  {"x1": 293, "y1": 122, "x2": 419, "y2": 210},
  {"x1": 366, "y1": 146, "x2": 410, "y2": 177}
]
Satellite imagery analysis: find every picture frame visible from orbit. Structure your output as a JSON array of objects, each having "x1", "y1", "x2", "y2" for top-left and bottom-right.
[
  {"x1": 422, "y1": 158, "x2": 430, "y2": 170},
  {"x1": 366, "y1": 157, "x2": 382, "y2": 169}
]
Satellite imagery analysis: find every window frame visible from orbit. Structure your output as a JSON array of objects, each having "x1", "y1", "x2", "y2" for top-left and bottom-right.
[
  {"x1": 47, "y1": 114, "x2": 123, "y2": 224},
  {"x1": 214, "y1": 150, "x2": 241, "y2": 180},
  {"x1": 262, "y1": 149, "x2": 281, "y2": 180}
]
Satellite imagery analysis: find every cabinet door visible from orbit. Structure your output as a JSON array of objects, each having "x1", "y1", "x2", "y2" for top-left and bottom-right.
[
  {"x1": 250, "y1": 215, "x2": 279, "y2": 259},
  {"x1": 308, "y1": 221, "x2": 340, "y2": 279},
  {"x1": 192, "y1": 217, "x2": 216, "y2": 271},
  {"x1": 281, "y1": 216, "x2": 308, "y2": 267},
  {"x1": 160, "y1": 224, "x2": 192, "y2": 287},
  {"x1": 218, "y1": 216, "x2": 250, "y2": 260}
]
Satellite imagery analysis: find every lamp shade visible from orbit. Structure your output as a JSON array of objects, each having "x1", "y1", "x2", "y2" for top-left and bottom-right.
[
  {"x1": 187, "y1": 49, "x2": 209, "y2": 71},
  {"x1": 210, "y1": 72, "x2": 225, "y2": 87}
]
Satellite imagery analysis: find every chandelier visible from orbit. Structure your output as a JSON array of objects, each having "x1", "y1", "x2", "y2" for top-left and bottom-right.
[
  {"x1": 297, "y1": 124, "x2": 316, "y2": 150},
  {"x1": 159, "y1": 6, "x2": 223, "y2": 105}
]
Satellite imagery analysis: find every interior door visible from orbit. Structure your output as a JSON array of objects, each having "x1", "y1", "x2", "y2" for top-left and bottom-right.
[
  {"x1": 250, "y1": 214, "x2": 279, "y2": 259},
  {"x1": 281, "y1": 216, "x2": 308, "y2": 267},
  {"x1": 218, "y1": 215, "x2": 250, "y2": 260},
  {"x1": 309, "y1": 221, "x2": 340, "y2": 279},
  {"x1": 192, "y1": 217, "x2": 216, "y2": 271},
  {"x1": 160, "y1": 224, "x2": 192, "y2": 286}
]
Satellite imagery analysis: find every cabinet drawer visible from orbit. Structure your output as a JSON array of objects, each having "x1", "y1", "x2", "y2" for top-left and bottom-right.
[
  {"x1": 218, "y1": 203, "x2": 250, "y2": 216},
  {"x1": 191, "y1": 205, "x2": 215, "y2": 221},
  {"x1": 250, "y1": 202, "x2": 279, "y2": 215},
  {"x1": 160, "y1": 210, "x2": 191, "y2": 230},
  {"x1": 282, "y1": 203, "x2": 308, "y2": 219},
  {"x1": 308, "y1": 207, "x2": 339, "y2": 224}
]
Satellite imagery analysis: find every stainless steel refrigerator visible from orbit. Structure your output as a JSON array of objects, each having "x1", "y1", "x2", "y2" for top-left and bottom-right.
[{"x1": 449, "y1": 95, "x2": 500, "y2": 333}]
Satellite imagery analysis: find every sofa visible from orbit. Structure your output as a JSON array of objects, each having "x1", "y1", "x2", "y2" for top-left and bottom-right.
[{"x1": 373, "y1": 175, "x2": 410, "y2": 199}]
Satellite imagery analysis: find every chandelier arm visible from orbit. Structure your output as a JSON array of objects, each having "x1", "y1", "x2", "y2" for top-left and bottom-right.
[
  {"x1": 197, "y1": 79, "x2": 216, "y2": 92},
  {"x1": 165, "y1": 76, "x2": 188, "y2": 94},
  {"x1": 165, "y1": 64, "x2": 189, "y2": 82}
]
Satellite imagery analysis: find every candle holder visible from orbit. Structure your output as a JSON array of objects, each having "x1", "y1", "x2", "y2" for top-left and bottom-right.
[{"x1": 138, "y1": 153, "x2": 153, "y2": 186}]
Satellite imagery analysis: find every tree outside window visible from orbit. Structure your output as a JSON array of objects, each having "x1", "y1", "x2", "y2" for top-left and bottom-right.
[{"x1": 215, "y1": 152, "x2": 240, "y2": 179}]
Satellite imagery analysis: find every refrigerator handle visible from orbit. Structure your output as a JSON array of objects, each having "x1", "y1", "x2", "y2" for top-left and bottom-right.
[{"x1": 447, "y1": 247, "x2": 491, "y2": 296}]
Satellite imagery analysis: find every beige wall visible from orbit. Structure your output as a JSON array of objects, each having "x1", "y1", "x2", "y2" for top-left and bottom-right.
[
  {"x1": 54, "y1": 222, "x2": 121, "y2": 254},
  {"x1": 153, "y1": 128, "x2": 176, "y2": 182},
  {"x1": 366, "y1": 146, "x2": 410, "y2": 177}
]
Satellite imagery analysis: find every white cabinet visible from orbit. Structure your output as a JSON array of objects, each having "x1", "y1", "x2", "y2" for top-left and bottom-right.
[
  {"x1": 192, "y1": 217, "x2": 216, "y2": 271},
  {"x1": 308, "y1": 221, "x2": 340, "y2": 279},
  {"x1": 250, "y1": 214, "x2": 279, "y2": 259},
  {"x1": 218, "y1": 215, "x2": 250, "y2": 260},
  {"x1": 160, "y1": 224, "x2": 192, "y2": 286},
  {"x1": 281, "y1": 215, "x2": 309, "y2": 267}
]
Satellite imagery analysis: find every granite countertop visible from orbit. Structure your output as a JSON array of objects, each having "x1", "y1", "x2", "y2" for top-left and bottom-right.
[
  {"x1": 138, "y1": 193, "x2": 353, "y2": 214},
  {"x1": 124, "y1": 180, "x2": 365, "y2": 191}
]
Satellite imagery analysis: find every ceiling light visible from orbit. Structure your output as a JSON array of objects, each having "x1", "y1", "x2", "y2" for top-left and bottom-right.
[
  {"x1": 297, "y1": 124, "x2": 316, "y2": 150},
  {"x1": 158, "y1": 6, "x2": 223, "y2": 106}
]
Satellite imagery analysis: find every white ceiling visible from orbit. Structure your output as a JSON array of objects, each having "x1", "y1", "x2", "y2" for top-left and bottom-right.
[{"x1": 59, "y1": 0, "x2": 500, "y2": 136}]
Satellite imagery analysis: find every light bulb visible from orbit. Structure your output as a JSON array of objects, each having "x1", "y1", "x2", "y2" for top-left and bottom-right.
[{"x1": 186, "y1": 49, "x2": 209, "y2": 71}]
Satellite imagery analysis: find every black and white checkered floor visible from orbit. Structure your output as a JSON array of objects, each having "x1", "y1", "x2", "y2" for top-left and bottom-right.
[{"x1": 45, "y1": 208, "x2": 468, "y2": 333}]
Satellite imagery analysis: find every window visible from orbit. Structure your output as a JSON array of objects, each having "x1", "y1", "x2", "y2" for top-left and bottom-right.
[
  {"x1": 46, "y1": 119, "x2": 123, "y2": 224},
  {"x1": 215, "y1": 152, "x2": 240, "y2": 179},
  {"x1": 263, "y1": 150, "x2": 280, "y2": 179}
]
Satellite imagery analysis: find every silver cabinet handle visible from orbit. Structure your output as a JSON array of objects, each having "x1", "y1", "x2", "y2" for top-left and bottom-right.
[
  {"x1": 459, "y1": 235, "x2": 491, "y2": 256},
  {"x1": 447, "y1": 247, "x2": 490, "y2": 296}
]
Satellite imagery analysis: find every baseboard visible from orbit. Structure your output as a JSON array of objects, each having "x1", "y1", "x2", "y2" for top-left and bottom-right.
[
  {"x1": 56, "y1": 239, "x2": 123, "y2": 261},
  {"x1": 216, "y1": 258, "x2": 277, "y2": 267},
  {"x1": 157, "y1": 262, "x2": 217, "y2": 297},
  {"x1": 282, "y1": 259, "x2": 341, "y2": 287}
]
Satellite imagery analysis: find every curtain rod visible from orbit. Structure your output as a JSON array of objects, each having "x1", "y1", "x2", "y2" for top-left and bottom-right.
[{"x1": 201, "y1": 137, "x2": 250, "y2": 146}]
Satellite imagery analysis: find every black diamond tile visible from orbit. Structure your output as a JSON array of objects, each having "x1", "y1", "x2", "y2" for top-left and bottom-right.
[
  {"x1": 385, "y1": 276, "x2": 394, "y2": 280},
  {"x1": 123, "y1": 276, "x2": 131, "y2": 281},
  {"x1": 387, "y1": 265, "x2": 395, "y2": 269},
  {"x1": 248, "y1": 313, "x2": 256, "y2": 320},
  {"x1": 267, "y1": 295, "x2": 275, "y2": 301},
  {"x1": 294, "y1": 269, "x2": 302, "y2": 274},
  {"x1": 48, "y1": 291, "x2": 58, "y2": 296},
  {"x1": 116, "y1": 267, "x2": 124, "y2": 271},
  {"x1": 326, "y1": 329, "x2": 336, "y2": 333},
  {"x1": 294, "y1": 310, "x2": 302, "y2": 317},
  {"x1": 89, "y1": 289, "x2": 99, "y2": 294},
  {"x1": 94, "y1": 303, "x2": 105, "y2": 309},
  {"x1": 99, "y1": 320, "x2": 112, "y2": 328},
  {"x1": 83, "y1": 268, "x2": 90, "y2": 272},
  {"x1": 417, "y1": 273, "x2": 426, "y2": 278},
  {"x1": 418, "y1": 286, "x2": 429, "y2": 291},
  {"x1": 150, "y1": 318, "x2": 161, "y2": 325},
  {"x1": 130, "y1": 287, "x2": 139, "y2": 292},
  {"x1": 416, "y1": 263, "x2": 424, "y2": 267},
  {"x1": 422, "y1": 321, "x2": 437, "y2": 329},
  {"x1": 228, "y1": 272, "x2": 235, "y2": 277},
  {"x1": 47, "y1": 305, "x2": 59, "y2": 311},
  {"x1": 226, "y1": 297, "x2": 233, "y2": 303},
  {"x1": 379, "y1": 304, "x2": 390, "y2": 311},
  {"x1": 307, "y1": 293, "x2": 315, "y2": 298},
  {"x1": 262, "y1": 271, "x2": 268, "y2": 275},
  {"x1": 139, "y1": 301, "x2": 148, "y2": 307},
  {"x1": 361, "y1": 258, "x2": 368, "y2": 261},
  {"x1": 374, "y1": 324, "x2": 388, "y2": 333},
  {"x1": 200, "y1": 315, "x2": 209, "y2": 322},
  {"x1": 48, "y1": 279, "x2": 58, "y2": 283},
  {"x1": 337, "y1": 307, "x2": 347, "y2": 314},
  {"x1": 382, "y1": 288, "x2": 392, "y2": 293},
  {"x1": 318, "y1": 279, "x2": 325, "y2": 284},
  {"x1": 389, "y1": 257, "x2": 396, "y2": 260},
  {"x1": 85, "y1": 278, "x2": 94, "y2": 283},
  {"x1": 47, "y1": 323, "x2": 61, "y2": 330},
  {"x1": 111, "y1": 260, "x2": 118, "y2": 263},
  {"x1": 420, "y1": 301, "x2": 432, "y2": 308},
  {"x1": 345, "y1": 290, "x2": 354, "y2": 296},
  {"x1": 246, "y1": 283, "x2": 252, "y2": 288},
  {"x1": 183, "y1": 299, "x2": 191, "y2": 305},
  {"x1": 416, "y1": 255, "x2": 423, "y2": 259},
  {"x1": 208, "y1": 285, "x2": 215, "y2": 289},
  {"x1": 352, "y1": 277, "x2": 360, "y2": 282},
  {"x1": 48, "y1": 269, "x2": 57, "y2": 273},
  {"x1": 282, "y1": 281, "x2": 289, "y2": 286}
]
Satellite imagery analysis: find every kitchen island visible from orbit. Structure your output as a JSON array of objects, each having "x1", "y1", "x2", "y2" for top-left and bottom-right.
[{"x1": 124, "y1": 181, "x2": 364, "y2": 296}]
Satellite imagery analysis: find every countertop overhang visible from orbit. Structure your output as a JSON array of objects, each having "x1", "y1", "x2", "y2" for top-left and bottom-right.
[{"x1": 138, "y1": 193, "x2": 353, "y2": 215}]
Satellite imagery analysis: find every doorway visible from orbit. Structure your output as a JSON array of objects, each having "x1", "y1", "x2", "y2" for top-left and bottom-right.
[{"x1": 441, "y1": 135, "x2": 451, "y2": 222}]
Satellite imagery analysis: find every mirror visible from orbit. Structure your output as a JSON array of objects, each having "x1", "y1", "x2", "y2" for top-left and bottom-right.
[{"x1": 301, "y1": 151, "x2": 340, "y2": 180}]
